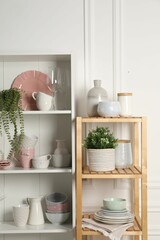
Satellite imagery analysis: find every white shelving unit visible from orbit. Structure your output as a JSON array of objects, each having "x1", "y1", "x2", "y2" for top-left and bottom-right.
[{"x1": 0, "y1": 54, "x2": 75, "y2": 240}]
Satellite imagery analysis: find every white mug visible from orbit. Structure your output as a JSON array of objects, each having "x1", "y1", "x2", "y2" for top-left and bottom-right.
[
  {"x1": 12, "y1": 204, "x2": 29, "y2": 227},
  {"x1": 32, "y1": 91, "x2": 53, "y2": 111}
]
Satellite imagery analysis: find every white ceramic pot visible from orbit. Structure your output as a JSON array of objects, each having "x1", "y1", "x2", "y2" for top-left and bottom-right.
[{"x1": 87, "y1": 149, "x2": 115, "y2": 171}]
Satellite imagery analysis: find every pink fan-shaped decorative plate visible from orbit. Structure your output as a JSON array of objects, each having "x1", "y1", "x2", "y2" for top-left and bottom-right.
[{"x1": 11, "y1": 70, "x2": 52, "y2": 110}]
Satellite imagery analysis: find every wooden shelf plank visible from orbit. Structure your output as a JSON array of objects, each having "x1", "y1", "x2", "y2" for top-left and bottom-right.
[
  {"x1": 81, "y1": 214, "x2": 142, "y2": 236},
  {"x1": 81, "y1": 117, "x2": 143, "y2": 123},
  {"x1": 82, "y1": 166, "x2": 142, "y2": 179}
]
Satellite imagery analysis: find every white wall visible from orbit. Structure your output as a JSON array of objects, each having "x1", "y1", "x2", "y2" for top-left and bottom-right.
[{"x1": 0, "y1": 0, "x2": 160, "y2": 238}]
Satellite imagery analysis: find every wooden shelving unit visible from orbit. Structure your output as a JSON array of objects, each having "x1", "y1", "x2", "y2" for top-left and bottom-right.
[{"x1": 76, "y1": 116, "x2": 147, "y2": 240}]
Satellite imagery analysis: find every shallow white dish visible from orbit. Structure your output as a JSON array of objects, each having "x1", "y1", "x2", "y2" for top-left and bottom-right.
[{"x1": 101, "y1": 207, "x2": 128, "y2": 213}]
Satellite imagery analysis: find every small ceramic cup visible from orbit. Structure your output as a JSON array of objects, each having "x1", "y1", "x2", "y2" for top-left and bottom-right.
[
  {"x1": 32, "y1": 154, "x2": 52, "y2": 169},
  {"x1": 12, "y1": 204, "x2": 29, "y2": 227},
  {"x1": 32, "y1": 91, "x2": 53, "y2": 111}
]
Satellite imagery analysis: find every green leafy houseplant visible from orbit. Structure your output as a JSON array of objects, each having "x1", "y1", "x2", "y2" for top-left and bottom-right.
[
  {"x1": 83, "y1": 127, "x2": 118, "y2": 172},
  {"x1": 0, "y1": 88, "x2": 24, "y2": 159},
  {"x1": 83, "y1": 126, "x2": 118, "y2": 149}
]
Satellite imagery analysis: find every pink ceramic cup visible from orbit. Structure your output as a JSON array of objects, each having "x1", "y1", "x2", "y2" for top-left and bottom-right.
[{"x1": 19, "y1": 148, "x2": 35, "y2": 169}]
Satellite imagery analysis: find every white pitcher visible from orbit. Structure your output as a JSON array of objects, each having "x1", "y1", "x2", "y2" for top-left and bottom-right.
[{"x1": 27, "y1": 197, "x2": 44, "y2": 225}]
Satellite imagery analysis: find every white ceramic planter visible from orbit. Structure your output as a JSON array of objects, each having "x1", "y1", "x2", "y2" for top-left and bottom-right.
[{"x1": 87, "y1": 149, "x2": 115, "y2": 171}]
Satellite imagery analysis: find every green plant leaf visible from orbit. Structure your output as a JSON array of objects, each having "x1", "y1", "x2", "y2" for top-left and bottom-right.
[
  {"x1": 83, "y1": 126, "x2": 118, "y2": 149},
  {"x1": 0, "y1": 88, "x2": 24, "y2": 159}
]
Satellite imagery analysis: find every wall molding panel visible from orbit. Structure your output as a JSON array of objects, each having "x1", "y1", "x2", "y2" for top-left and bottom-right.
[
  {"x1": 112, "y1": 0, "x2": 122, "y2": 98},
  {"x1": 84, "y1": 0, "x2": 95, "y2": 90}
]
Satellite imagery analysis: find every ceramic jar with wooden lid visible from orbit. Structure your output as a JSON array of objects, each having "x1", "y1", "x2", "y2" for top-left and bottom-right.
[{"x1": 117, "y1": 92, "x2": 132, "y2": 117}]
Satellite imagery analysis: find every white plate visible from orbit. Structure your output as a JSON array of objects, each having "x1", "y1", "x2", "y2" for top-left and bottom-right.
[
  {"x1": 94, "y1": 217, "x2": 134, "y2": 225},
  {"x1": 99, "y1": 210, "x2": 132, "y2": 217},
  {"x1": 101, "y1": 207, "x2": 128, "y2": 213},
  {"x1": 95, "y1": 211, "x2": 134, "y2": 220}
]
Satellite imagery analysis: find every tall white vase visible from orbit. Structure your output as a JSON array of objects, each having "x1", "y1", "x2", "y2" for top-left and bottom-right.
[{"x1": 87, "y1": 80, "x2": 108, "y2": 117}]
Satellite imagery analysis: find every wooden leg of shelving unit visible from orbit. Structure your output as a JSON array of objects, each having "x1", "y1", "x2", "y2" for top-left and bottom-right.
[
  {"x1": 82, "y1": 236, "x2": 88, "y2": 240},
  {"x1": 135, "y1": 236, "x2": 140, "y2": 240},
  {"x1": 141, "y1": 117, "x2": 148, "y2": 240},
  {"x1": 76, "y1": 117, "x2": 83, "y2": 240},
  {"x1": 133, "y1": 123, "x2": 140, "y2": 217}
]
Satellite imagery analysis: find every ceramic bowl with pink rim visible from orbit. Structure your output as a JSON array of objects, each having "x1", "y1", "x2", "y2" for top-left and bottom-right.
[
  {"x1": 46, "y1": 200, "x2": 69, "y2": 213},
  {"x1": 45, "y1": 192, "x2": 69, "y2": 213}
]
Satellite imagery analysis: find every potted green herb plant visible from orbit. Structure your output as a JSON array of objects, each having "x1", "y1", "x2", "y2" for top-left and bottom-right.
[
  {"x1": 83, "y1": 126, "x2": 118, "y2": 171},
  {"x1": 0, "y1": 88, "x2": 24, "y2": 159}
]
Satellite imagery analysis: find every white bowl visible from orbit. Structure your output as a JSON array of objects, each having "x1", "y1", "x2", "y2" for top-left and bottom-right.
[
  {"x1": 45, "y1": 211, "x2": 70, "y2": 224},
  {"x1": 32, "y1": 159, "x2": 50, "y2": 169},
  {"x1": 51, "y1": 154, "x2": 71, "y2": 168},
  {"x1": 97, "y1": 101, "x2": 121, "y2": 117}
]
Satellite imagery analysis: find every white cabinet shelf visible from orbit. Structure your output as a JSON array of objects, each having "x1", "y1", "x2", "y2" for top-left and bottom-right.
[
  {"x1": 23, "y1": 110, "x2": 72, "y2": 115},
  {"x1": 0, "y1": 222, "x2": 72, "y2": 234},
  {"x1": 0, "y1": 167, "x2": 72, "y2": 174}
]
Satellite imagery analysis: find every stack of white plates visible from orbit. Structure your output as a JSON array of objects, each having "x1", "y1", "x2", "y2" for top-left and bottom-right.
[{"x1": 94, "y1": 208, "x2": 134, "y2": 224}]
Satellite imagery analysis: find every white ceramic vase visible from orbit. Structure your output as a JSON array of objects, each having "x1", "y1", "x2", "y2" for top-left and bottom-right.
[
  {"x1": 87, "y1": 80, "x2": 108, "y2": 117},
  {"x1": 87, "y1": 149, "x2": 115, "y2": 171},
  {"x1": 54, "y1": 139, "x2": 69, "y2": 154}
]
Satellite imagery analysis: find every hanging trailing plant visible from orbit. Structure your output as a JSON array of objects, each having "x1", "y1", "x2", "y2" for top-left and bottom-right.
[{"x1": 0, "y1": 88, "x2": 24, "y2": 159}]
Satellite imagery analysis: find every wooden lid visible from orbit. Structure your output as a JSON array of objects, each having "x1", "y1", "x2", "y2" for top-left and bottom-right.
[
  {"x1": 117, "y1": 93, "x2": 132, "y2": 96},
  {"x1": 118, "y1": 139, "x2": 131, "y2": 143}
]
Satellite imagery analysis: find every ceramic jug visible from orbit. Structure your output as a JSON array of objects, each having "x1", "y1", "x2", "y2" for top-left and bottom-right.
[{"x1": 27, "y1": 197, "x2": 44, "y2": 225}]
